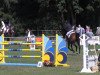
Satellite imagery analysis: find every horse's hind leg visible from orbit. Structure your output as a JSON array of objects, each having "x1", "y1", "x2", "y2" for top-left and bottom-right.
[
  {"x1": 78, "y1": 45, "x2": 81, "y2": 54},
  {"x1": 68, "y1": 42, "x2": 74, "y2": 52},
  {"x1": 78, "y1": 44, "x2": 81, "y2": 54},
  {"x1": 67, "y1": 40, "x2": 71, "y2": 51},
  {"x1": 78, "y1": 39, "x2": 81, "y2": 54},
  {"x1": 74, "y1": 44, "x2": 78, "y2": 54}
]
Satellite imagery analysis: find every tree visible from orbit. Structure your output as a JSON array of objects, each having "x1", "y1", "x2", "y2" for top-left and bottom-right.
[
  {"x1": 78, "y1": 0, "x2": 100, "y2": 31},
  {"x1": 0, "y1": 0, "x2": 17, "y2": 25},
  {"x1": 0, "y1": 0, "x2": 100, "y2": 35}
]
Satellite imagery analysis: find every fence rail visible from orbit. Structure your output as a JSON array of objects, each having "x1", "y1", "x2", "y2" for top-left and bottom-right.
[{"x1": 31, "y1": 30, "x2": 61, "y2": 36}]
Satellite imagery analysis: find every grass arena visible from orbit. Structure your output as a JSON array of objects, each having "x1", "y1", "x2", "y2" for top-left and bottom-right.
[{"x1": 0, "y1": 33, "x2": 100, "y2": 75}]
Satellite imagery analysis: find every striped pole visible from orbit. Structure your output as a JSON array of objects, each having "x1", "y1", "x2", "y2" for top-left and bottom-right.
[
  {"x1": 0, "y1": 49, "x2": 41, "y2": 51},
  {"x1": 3, "y1": 41, "x2": 42, "y2": 44},
  {"x1": 0, "y1": 63, "x2": 38, "y2": 67},
  {"x1": 0, "y1": 42, "x2": 42, "y2": 45},
  {"x1": 0, "y1": 55, "x2": 41, "y2": 58}
]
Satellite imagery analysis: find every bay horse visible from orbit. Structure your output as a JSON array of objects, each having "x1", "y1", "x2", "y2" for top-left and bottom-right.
[{"x1": 61, "y1": 21, "x2": 81, "y2": 54}]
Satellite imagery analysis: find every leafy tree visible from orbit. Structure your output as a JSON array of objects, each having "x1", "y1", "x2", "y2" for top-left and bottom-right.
[
  {"x1": 0, "y1": 0, "x2": 100, "y2": 35},
  {"x1": 0, "y1": 0, "x2": 17, "y2": 25},
  {"x1": 78, "y1": 0, "x2": 100, "y2": 31}
]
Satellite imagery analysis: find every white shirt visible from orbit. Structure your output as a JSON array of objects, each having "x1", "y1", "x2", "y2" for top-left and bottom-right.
[
  {"x1": 1, "y1": 21, "x2": 5, "y2": 29},
  {"x1": 28, "y1": 31, "x2": 31, "y2": 37}
]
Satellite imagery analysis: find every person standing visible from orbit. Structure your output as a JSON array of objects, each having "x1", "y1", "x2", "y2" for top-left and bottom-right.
[
  {"x1": 26, "y1": 29, "x2": 31, "y2": 42},
  {"x1": 97, "y1": 54, "x2": 100, "y2": 71},
  {"x1": 85, "y1": 25, "x2": 94, "y2": 37},
  {"x1": 76, "y1": 24, "x2": 85, "y2": 36}
]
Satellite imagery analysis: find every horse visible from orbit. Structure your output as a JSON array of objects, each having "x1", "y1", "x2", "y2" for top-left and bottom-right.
[{"x1": 61, "y1": 21, "x2": 81, "y2": 54}]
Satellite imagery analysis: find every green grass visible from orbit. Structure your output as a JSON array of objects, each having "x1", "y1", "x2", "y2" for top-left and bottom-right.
[{"x1": 0, "y1": 45, "x2": 100, "y2": 75}]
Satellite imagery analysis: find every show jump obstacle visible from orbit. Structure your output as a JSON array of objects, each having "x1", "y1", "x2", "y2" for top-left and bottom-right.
[
  {"x1": 80, "y1": 34, "x2": 98, "y2": 73},
  {"x1": 55, "y1": 34, "x2": 69, "y2": 67},
  {"x1": 0, "y1": 34, "x2": 69, "y2": 67}
]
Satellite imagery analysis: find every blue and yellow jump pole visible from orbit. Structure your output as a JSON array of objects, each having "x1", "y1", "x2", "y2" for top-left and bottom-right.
[
  {"x1": 42, "y1": 34, "x2": 54, "y2": 63},
  {"x1": 55, "y1": 34, "x2": 69, "y2": 67},
  {"x1": 0, "y1": 34, "x2": 5, "y2": 63}
]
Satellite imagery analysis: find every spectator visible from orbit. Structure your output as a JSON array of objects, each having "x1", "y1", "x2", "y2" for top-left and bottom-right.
[
  {"x1": 86, "y1": 25, "x2": 90, "y2": 33},
  {"x1": 76, "y1": 24, "x2": 85, "y2": 36},
  {"x1": 26, "y1": 29, "x2": 31, "y2": 42},
  {"x1": 85, "y1": 25, "x2": 94, "y2": 38}
]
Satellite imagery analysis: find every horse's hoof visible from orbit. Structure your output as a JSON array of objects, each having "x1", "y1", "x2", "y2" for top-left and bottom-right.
[
  {"x1": 72, "y1": 51, "x2": 75, "y2": 53},
  {"x1": 75, "y1": 52, "x2": 80, "y2": 55},
  {"x1": 77, "y1": 53, "x2": 80, "y2": 55}
]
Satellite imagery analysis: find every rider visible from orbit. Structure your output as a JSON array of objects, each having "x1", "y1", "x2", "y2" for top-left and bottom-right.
[{"x1": 77, "y1": 24, "x2": 85, "y2": 36}]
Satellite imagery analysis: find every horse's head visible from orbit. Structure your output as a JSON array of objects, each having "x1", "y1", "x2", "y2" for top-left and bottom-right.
[
  {"x1": 61, "y1": 28, "x2": 66, "y2": 38},
  {"x1": 61, "y1": 20, "x2": 73, "y2": 38}
]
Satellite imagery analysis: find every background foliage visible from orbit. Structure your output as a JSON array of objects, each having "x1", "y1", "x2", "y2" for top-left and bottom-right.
[{"x1": 0, "y1": 0, "x2": 100, "y2": 35}]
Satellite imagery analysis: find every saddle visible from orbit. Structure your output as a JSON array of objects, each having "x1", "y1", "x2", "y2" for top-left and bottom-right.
[{"x1": 66, "y1": 30, "x2": 75, "y2": 38}]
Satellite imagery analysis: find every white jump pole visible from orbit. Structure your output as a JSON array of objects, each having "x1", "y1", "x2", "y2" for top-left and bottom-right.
[{"x1": 80, "y1": 34, "x2": 94, "y2": 73}]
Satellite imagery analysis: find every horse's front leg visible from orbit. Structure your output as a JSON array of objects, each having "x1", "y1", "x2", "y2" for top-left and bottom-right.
[
  {"x1": 77, "y1": 39, "x2": 81, "y2": 54},
  {"x1": 71, "y1": 43, "x2": 75, "y2": 53},
  {"x1": 78, "y1": 44, "x2": 81, "y2": 54},
  {"x1": 67, "y1": 42, "x2": 71, "y2": 51}
]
